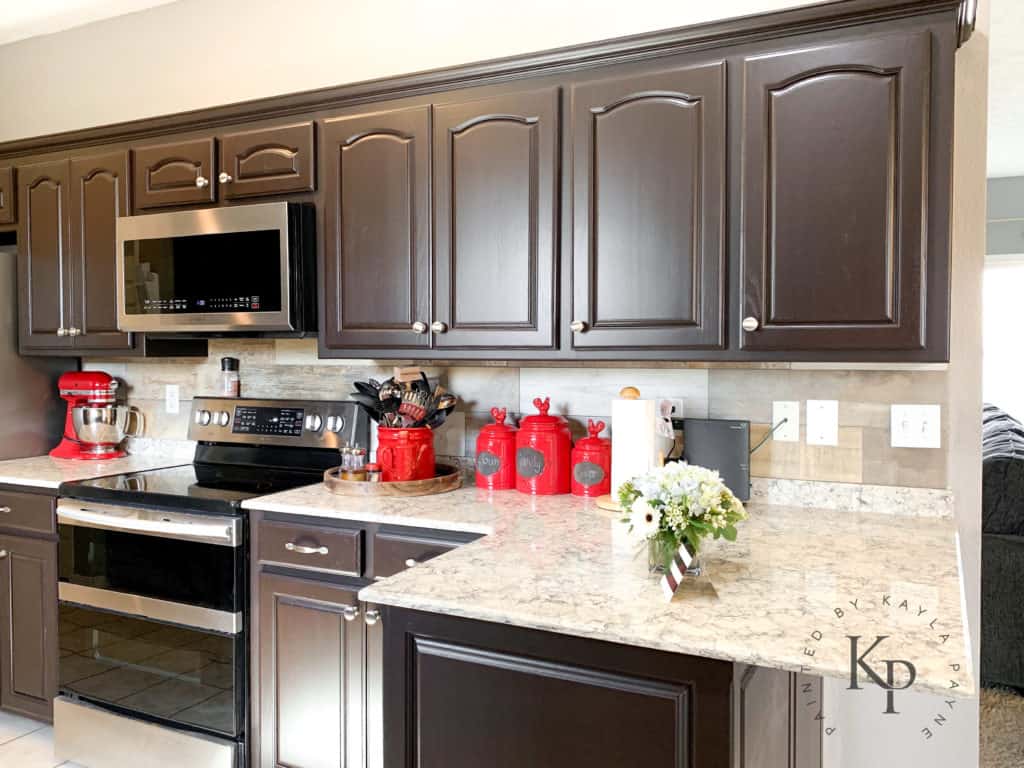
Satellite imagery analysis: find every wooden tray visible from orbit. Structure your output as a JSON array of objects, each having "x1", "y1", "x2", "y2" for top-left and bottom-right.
[{"x1": 323, "y1": 464, "x2": 463, "y2": 497}]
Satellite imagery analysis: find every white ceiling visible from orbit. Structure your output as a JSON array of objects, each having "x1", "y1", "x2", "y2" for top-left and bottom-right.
[
  {"x1": 989, "y1": 0, "x2": 1024, "y2": 177},
  {"x1": 0, "y1": 0, "x2": 178, "y2": 46}
]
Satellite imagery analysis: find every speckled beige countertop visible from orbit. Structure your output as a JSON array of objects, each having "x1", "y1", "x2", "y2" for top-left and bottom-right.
[
  {"x1": 0, "y1": 453, "x2": 190, "y2": 489},
  {"x1": 243, "y1": 484, "x2": 973, "y2": 697}
]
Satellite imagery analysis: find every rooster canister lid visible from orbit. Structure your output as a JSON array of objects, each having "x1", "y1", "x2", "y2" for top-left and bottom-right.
[
  {"x1": 480, "y1": 407, "x2": 517, "y2": 435},
  {"x1": 575, "y1": 419, "x2": 609, "y2": 449},
  {"x1": 519, "y1": 397, "x2": 566, "y2": 429}
]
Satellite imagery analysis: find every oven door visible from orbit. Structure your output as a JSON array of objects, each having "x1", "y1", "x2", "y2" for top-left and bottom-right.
[
  {"x1": 116, "y1": 201, "x2": 292, "y2": 333},
  {"x1": 56, "y1": 501, "x2": 245, "y2": 740}
]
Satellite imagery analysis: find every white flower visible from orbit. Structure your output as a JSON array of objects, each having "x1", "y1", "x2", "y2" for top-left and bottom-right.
[{"x1": 629, "y1": 498, "x2": 662, "y2": 539}]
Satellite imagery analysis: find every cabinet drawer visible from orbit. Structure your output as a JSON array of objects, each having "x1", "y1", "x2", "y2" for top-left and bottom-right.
[
  {"x1": 0, "y1": 166, "x2": 14, "y2": 225},
  {"x1": 132, "y1": 138, "x2": 216, "y2": 210},
  {"x1": 0, "y1": 490, "x2": 55, "y2": 536},
  {"x1": 219, "y1": 122, "x2": 315, "y2": 199},
  {"x1": 258, "y1": 520, "x2": 362, "y2": 576},
  {"x1": 372, "y1": 530, "x2": 466, "y2": 578}
]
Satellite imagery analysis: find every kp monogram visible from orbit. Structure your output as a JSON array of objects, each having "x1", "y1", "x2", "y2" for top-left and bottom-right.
[{"x1": 847, "y1": 635, "x2": 918, "y2": 714}]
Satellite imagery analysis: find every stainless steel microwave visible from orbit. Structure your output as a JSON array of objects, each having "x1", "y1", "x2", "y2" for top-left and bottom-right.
[{"x1": 116, "y1": 201, "x2": 315, "y2": 335}]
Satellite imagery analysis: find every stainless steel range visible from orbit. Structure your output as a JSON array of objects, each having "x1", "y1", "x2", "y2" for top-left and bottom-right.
[{"x1": 53, "y1": 397, "x2": 370, "y2": 768}]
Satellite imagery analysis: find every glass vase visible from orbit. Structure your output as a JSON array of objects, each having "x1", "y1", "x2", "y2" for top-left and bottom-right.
[{"x1": 647, "y1": 537, "x2": 703, "y2": 578}]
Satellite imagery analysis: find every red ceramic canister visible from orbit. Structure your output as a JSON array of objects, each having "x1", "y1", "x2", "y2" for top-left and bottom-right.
[
  {"x1": 475, "y1": 407, "x2": 518, "y2": 490},
  {"x1": 516, "y1": 397, "x2": 572, "y2": 495},
  {"x1": 571, "y1": 419, "x2": 611, "y2": 497},
  {"x1": 377, "y1": 427, "x2": 435, "y2": 482}
]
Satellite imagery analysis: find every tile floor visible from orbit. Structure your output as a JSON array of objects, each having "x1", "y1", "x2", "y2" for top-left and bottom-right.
[{"x1": 0, "y1": 709, "x2": 83, "y2": 767}]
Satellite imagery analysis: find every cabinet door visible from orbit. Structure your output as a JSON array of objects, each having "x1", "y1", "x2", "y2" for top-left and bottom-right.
[
  {"x1": 0, "y1": 534, "x2": 58, "y2": 721},
  {"x1": 740, "y1": 32, "x2": 930, "y2": 352},
  {"x1": 321, "y1": 106, "x2": 431, "y2": 351},
  {"x1": 132, "y1": 137, "x2": 216, "y2": 210},
  {"x1": 69, "y1": 151, "x2": 135, "y2": 352},
  {"x1": 257, "y1": 573, "x2": 363, "y2": 768},
  {"x1": 219, "y1": 122, "x2": 315, "y2": 199},
  {"x1": 17, "y1": 160, "x2": 74, "y2": 352},
  {"x1": 432, "y1": 88, "x2": 558, "y2": 349},
  {"x1": 734, "y1": 665, "x2": 822, "y2": 768},
  {"x1": 571, "y1": 62, "x2": 726, "y2": 351},
  {"x1": 0, "y1": 166, "x2": 14, "y2": 225}
]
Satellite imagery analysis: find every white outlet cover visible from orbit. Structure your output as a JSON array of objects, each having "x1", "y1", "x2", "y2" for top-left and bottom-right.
[
  {"x1": 890, "y1": 404, "x2": 941, "y2": 448},
  {"x1": 806, "y1": 400, "x2": 839, "y2": 446},
  {"x1": 771, "y1": 401, "x2": 800, "y2": 442},
  {"x1": 165, "y1": 384, "x2": 180, "y2": 415}
]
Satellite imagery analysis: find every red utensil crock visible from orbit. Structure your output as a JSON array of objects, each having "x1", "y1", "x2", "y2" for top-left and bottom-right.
[{"x1": 377, "y1": 427, "x2": 435, "y2": 482}]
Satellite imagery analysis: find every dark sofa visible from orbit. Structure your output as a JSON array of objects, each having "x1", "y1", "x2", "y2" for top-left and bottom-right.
[{"x1": 981, "y1": 404, "x2": 1024, "y2": 690}]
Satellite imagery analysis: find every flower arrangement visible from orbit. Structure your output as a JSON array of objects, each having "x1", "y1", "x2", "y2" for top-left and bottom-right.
[{"x1": 619, "y1": 462, "x2": 748, "y2": 572}]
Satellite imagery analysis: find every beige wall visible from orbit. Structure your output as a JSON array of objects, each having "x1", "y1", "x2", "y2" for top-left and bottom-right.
[{"x1": 0, "y1": 0, "x2": 818, "y2": 142}]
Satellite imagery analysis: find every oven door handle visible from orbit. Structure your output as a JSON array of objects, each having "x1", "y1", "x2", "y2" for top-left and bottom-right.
[{"x1": 57, "y1": 504, "x2": 238, "y2": 546}]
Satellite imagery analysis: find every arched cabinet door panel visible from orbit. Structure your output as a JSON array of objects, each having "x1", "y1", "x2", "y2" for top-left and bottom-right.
[
  {"x1": 321, "y1": 106, "x2": 432, "y2": 351},
  {"x1": 570, "y1": 61, "x2": 727, "y2": 351},
  {"x1": 433, "y1": 88, "x2": 559, "y2": 350},
  {"x1": 132, "y1": 138, "x2": 216, "y2": 209},
  {"x1": 740, "y1": 32, "x2": 942, "y2": 355},
  {"x1": 219, "y1": 122, "x2": 315, "y2": 199}
]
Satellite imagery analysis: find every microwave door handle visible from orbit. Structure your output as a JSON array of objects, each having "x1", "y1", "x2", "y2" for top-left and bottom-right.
[{"x1": 57, "y1": 506, "x2": 235, "y2": 545}]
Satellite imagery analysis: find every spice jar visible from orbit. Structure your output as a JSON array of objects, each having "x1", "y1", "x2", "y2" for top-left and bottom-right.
[
  {"x1": 475, "y1": 407, "x2": 517, "y2": 490},
  {"x1": 221, "y1": 357, "x2": 240, "y2": 397},
  {"x1": 365, "y1": 463, "x2": 382, "y2": 482},
  {"x1": 571, "y1": 419, "x2": 611, "y2": 497},
  {"x1": 515, "y1": 397, "x2": 572, "y2": 495}
]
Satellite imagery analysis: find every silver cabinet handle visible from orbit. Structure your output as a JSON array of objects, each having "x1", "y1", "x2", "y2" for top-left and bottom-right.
[
  {"x1": 364, "y1": 609, "x2": 381, "y2": 626},
  {"x1": 0, "y1": 507, "x2": 10, "y2": 514},
  {"x1": 570, "y1": 320, "x2": 587, "y2": 333},
  {"x1": 68, "y1": 327, "x2": 81, "y2": 337},
  {"x1": 195, "y1": 175, "x2": 209, "y2": 188},
  {"x1": 404, "y1": 558, "x2": 419, "y2": 568},
  {"x1": 56, "y1": 327, "x2": 68, "y2": 337},
  {"x1": 218, "y1": 172, "x2": 233, "y2": 184},
  {"x1": 742, "y1": 317, "x2": 760, "y2": 332},
  {"x1": 342, "y1": 605, "x2": 360, "y2": 622},
  {"x1": 430, "y1": 321, "x2": 448, "y2": 334},
  {"x1": 411, "y1": 321, "x2": 428, "y2": 334},
  {"x1": 0, "y1": 550, "x2": 8, "y2": 559},
  {"x1": 285, "y1": 542, "x2": 328, "y2": 555}
]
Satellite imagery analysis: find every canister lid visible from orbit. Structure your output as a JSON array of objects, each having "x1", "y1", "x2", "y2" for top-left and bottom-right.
[
  {"x1": 519, "y1": 397, "x2": 567, "y2": 430},
  {"x1": 574, "y1": 419, "x2": 610, "y2": 449},
  {"x1": 480, "y1": 407, "x2": 517, "y2": 436},
  {"x1": 221, "y1": 357, "x2": 239, "y2": 372}
]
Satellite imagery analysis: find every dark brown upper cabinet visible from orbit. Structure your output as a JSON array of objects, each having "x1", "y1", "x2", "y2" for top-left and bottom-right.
[
  {"x1": 570, "y1": 62, "x2": 727, "y2": 351},
  {"x1": 0, "y1": 167, "x2": 15, "y2": 226},
  {"x1": 218, "y1": 122, "x2": 315, "y2": 200},
  {"x1": 132, "y1": 137, "x2": 216, "y2": 210},
  {"x1": 432, "y1": 88, "x2": 559, "y2": 350},
  {"x1": 18, "y1": 160, "x2": 73, "y2": 352},
  {"x1": 321, "y1": 105, "x2": 432, "y2": 351},
  {"x1": 69, "y1": 151, "x2": 134, "y2": 352},
  {"x1": 740, "y1": 32, "x2": 933, "y2": 354}
]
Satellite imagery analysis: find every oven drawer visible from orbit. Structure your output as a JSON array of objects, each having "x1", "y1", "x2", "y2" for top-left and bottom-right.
[
  {"x1": 258, "y1": 520, "x2": 362, "y2": 576},
  {"x1": 372, "y1": 530, "x2": 468, "y2": 578},
  {"x1": 0, "y1": 490, "x2": 55, "y2": 536}
]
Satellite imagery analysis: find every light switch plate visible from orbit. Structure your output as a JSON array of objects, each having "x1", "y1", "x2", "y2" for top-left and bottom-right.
[
  {"x1": 771, "y1": 401, "x2": 800, "y2": 442},
  {"x1": 165, "y1": 384, "x2": 180, "y2": 415},
  {"x1": 806, "y1": 400, "x2": 839, "y2": 446},
  {"x1": 890, "y1": 404, "x2": 941, "y2": 448}
]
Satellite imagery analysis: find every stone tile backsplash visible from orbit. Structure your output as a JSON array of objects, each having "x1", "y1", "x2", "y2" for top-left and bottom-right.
[{"x1": 86, "y1": 338, "x2": 951, "y2": 489}]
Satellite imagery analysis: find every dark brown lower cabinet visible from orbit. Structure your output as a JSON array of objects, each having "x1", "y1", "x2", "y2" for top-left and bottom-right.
[
  {"x1": 382, "y1": 607, "x2": 733, "y2": 768},
  {"x1": 735, "y1": 664, "x2": 823, "y2": 768},
  {"x1": 0, "y1": 532, "x2": 58, "y2": 721}
]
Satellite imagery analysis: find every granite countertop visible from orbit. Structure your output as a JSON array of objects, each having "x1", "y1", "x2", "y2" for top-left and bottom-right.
[
  {"x1": 0, "y1": 453, "x2": 191, "y2": 490},
  {"x1": 243, "y1": 484, "x2": 973, "y2": 697}
]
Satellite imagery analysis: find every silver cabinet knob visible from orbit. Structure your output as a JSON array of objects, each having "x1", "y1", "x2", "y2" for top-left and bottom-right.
[
  {"x1": 195, "y1": 175, "x2": 209, "y2": 188},
  {"x1": 364, "y1": 609, "x2": 381, "y2": 626},
  {"x1": 342, "y1": 605, "x2": 360, "y2": 622},
  {"x1": 68, "y1": 327, "x2": 81, "y2": 337},
  {"x1": 218, "y1": 172, "x2": 233, "y2": 184},
  {"x1": 569, "y1": 320, "x2": 587, "y2": 333},
  {"x1": 0, "y1": 507, "x2": 10, "y2": 514},
  {"x1": 56, "y1": 327, "x2": 68, "y2": 337},
  {"x1": 411, "y1": 321, "x2": 428, "y2": 334},
  {"x1": 404, "y1": 558, "x2": 419, "y2": 568},
  {"x1": 285, "y1": 542, "x2": 329, "y2": 556},
  {"x1": 0, "y1": 550, "x2": 7, "y2": 559},
  {"x1": 431, "y1": 321, "x2": 448, "y2": 334},
  {"x1": 741, "y1": 317, "x2": 760, "y2": 332}
]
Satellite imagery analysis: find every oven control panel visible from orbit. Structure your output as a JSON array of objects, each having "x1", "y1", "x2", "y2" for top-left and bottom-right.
[{"x1": 188, "y1": 398, "x2": 370, "y2": 451}]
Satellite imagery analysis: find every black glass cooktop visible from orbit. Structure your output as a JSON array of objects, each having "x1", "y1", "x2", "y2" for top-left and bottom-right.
[{"x1": 59, "y1": 462, "x2": 325, "y2": 515}]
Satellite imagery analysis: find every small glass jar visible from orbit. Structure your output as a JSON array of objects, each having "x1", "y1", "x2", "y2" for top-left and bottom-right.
[
  {"x1": 221, "y1": 357, "x2": 240, "y2": 397},
  {"x1": 365, "y1": 463, "x2": 382, "y2": 482}
]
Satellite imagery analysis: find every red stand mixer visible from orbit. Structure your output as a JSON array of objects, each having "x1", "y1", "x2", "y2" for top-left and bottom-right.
[{"x1": 51, "y1": 371, "x2": 143, "y2": 460}]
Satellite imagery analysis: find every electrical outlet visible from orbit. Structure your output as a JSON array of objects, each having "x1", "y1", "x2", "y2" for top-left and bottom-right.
[
  {"x1": 806, "y1": 400, "x2": 839, "y2": 446},
  {"x1": 165, "y1": 384, "x2": 180, "y2": 415},
  {"x1": 890, "y1": 404, "x2": 941, "y2": 448},
  {"x1": 771, "y1": 401, "x2": 800, "y2": 442},
  {"x1": 660, "y1": 398, "x2": 686, "y2": 419}
]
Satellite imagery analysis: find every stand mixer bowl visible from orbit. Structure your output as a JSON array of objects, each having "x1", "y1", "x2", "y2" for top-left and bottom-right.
[{"x1": 72, "y1": 405, "x2": 145, "y2": 448}]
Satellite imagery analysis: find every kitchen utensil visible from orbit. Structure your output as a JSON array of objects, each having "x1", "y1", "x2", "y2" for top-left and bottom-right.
[
  {"x1": 72, "y1": 405, "x2": 146, "y2": 453},
  {"x1": 571, "y1": 419, "x2": 611, "y2": 497},
  {"x1": 52, "y1": 372, "x2": 133, "y2": 460},
  {"x1": 515, "y1": 397, "x2": 572, "y2": 495}
]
